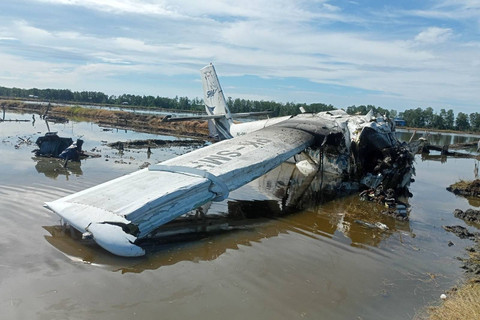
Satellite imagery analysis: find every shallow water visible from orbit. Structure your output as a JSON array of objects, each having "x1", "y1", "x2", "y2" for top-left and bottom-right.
[{"x1": 1, "y1": 112, "x2": 479, "y2": 319}]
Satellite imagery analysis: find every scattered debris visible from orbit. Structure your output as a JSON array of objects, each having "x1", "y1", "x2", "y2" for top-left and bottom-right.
[
  {"x1": 354, "y1": 219, "x2": 389, "y2": 231},
  {"x1": 359, "y1": 185, "x2": 410, "y2": 220},
  {"x1": 44, "y1": 115, "x2": 69, "y2": 123},
  {"x1": 0, "y1": 118, "x2": 30, "y2": 122},
  {"x1": 15, "y1": 136, "x2": 32, "y2": 148},
  {"x1": 420, "y1": 141, "x2": 480, "y2": 160},
  {"x1": 107, "y1": 139, "x2": 206, "y2": 150},
  {"x1": 453, "y1": 209, "x2": 480, "y2": 224},
  {"x1": 58, "y1": 140, "x2": 84, "y2": 166},
  {"x1": 442, "y1": 225, "x2": 479, "y2": 240},
  {"x1": 33, "y1": 132, "x2": 99, "y2": 168},
  {"x1": 139, "y1": 162, "x2": 151, "y2": 169},
  {"x1": 461, "y1": 246, "x2": 480, "y2": 274},
  {"x1": 33, "y1": 132, "x2": 74, "y2": 157}
]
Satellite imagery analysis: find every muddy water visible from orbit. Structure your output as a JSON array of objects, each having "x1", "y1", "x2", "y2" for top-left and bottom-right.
[{"x1": 1, "y1": 112, "x2": 479, "y2": 319}]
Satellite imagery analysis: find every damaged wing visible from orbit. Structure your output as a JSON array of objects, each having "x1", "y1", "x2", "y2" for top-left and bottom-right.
[{"x1": 45, "y1": 126, "x2": 315, "y2": 257}]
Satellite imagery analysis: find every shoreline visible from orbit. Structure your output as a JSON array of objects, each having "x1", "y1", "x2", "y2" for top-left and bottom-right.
[
  {"x1": 1, "y1": 100, "x2": 211, "y2": 139},
  {"x1": 419, "y1": 183, "x2": 480, "y2": 320},
  {"x1": 398, "y1": 127, "x2": 480, "y2": 137}
]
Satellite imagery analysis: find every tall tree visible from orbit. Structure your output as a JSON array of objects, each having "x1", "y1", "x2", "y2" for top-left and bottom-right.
[
  {"x1": 455, "y1": 112, "x2": 470, "y2": 131},
  {"x1": 470, "y1": 113, "x2": 480, "y2": 132},
  {"x1": 445, "y1": 110, "x2": 455, "y2": 130}
]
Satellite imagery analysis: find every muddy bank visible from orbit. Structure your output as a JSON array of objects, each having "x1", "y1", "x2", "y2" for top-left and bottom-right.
[
  {"x1": 443, "y1": 204, "x2": 480, "y2": 277},
  {"x1": 107, "y1": 139, "x2": 207, "y2": 149},
  {"x1": 453, "y1": 209, "x2": 480, "y2": 224},
  {"x1": 1, "y1": 100, "x2": 210, "y2": 138},
  {"x1": 442, "y1": 223, "x2": 480, "y2": 280},
  {"x1": 447, "y1": 179, "x2": 480, "y2": 198},
  {"x1": 436, "y1": 175, "x2": 480, "y2": 299},
  {"x1": 442, "y1": 225, "x2": 479, "y2": 240}
]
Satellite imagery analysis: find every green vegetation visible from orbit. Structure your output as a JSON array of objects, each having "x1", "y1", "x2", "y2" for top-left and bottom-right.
[
  {"x1": 343, "y1": 105, "x2": 480, "y2": 133},
  {"x1": 0, "y1": 86, "x2": 334, "y2": 116},
  {"x1": 226, "y1": 97, "x2": 334, "y2": 116},
  {"x1": 1, "y1": 85, "x2": 479, "y2": 132},
  {"x1": 0, "y1": 85, "x2": 204, "y2": 111}
]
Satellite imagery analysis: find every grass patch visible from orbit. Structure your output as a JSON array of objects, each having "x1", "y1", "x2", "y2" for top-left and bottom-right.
[{"x1": 426, "y1": 279, "x2": 480, "y2": 320}]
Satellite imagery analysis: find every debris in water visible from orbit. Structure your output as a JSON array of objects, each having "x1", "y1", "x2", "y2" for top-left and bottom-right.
[
  {"x1": 139, "y1": 162, "x2": 151, "y2": 169},
  {"x1": 447, "y1": 180, "x2": 480, "y2": 198},
  {"x1": 354, "y1": 219, "x2": 389, "y2": 231},
  {"x1": 33, "y1": 132, "x2": 75, "y2": 157},
  {"x1": 33, "y1": 132, "x2": 100, "y2": 168},
  {"x1": 442, "y1": 225, "x2": 479, "y2": 240},
  {"x1": 453, "y1": 209, "x2": 480, "y2": 224},
  {"x1": 107, "y1": 138, "x2": 206, "y2": 150},
  {"x1": 359, "y1": 184, "x2": 410, "y2": 221}
]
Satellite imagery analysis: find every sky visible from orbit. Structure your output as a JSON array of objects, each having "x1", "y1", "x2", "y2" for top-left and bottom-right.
[{"x1": 0, "y1": 0, "x2": 479, "y2": 114}]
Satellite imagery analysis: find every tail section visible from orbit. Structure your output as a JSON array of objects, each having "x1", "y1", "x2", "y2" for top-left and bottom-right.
[{"x1": 201, "y1": 63, "x2": 233, "y2": 140}]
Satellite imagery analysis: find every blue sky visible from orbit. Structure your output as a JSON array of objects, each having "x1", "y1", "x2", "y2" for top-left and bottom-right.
[{"x1": 0, "y1": 0, "x2": 479, "y2": 114}]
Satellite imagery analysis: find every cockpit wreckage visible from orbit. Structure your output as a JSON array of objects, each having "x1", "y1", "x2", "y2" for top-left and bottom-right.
[{"x1": 44, "y1": 64, "x2": 415, "y2": 257}]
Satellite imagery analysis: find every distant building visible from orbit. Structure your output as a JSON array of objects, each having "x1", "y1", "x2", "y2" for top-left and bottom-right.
[
  {"x1": 121, "y1": 101, "x2": 129, "y2": 105},
  {"x1": 394, "y1": 118, "x2": 406, "y2": 127}
]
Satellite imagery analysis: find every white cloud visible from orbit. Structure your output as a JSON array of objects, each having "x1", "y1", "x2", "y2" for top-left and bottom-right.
[
  {"x1": 34, "y1": 0, "x2": 178, "y2": 16},
  {"x1": 0, "y1": 0, "x2": 478, "y2": 112},
  {"x1": 414, "y1": 27, "x2": 453, "y2": 44}
]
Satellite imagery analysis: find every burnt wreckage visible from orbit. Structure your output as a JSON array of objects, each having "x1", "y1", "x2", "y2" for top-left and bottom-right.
[
  {"x1": 34, "y1": 132, "x2": 84, "y2": 162},
  {"x1": 275, "y1": 110, "x2": 414, "y2": 196},
  {"x1": 44, "y1": 64, "x2": 415, "y2": 256}
]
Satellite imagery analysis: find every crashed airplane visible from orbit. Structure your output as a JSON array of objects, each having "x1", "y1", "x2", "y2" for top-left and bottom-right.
[{"x1": 44, "y1": 63, "x2": 414, "y2": 257}]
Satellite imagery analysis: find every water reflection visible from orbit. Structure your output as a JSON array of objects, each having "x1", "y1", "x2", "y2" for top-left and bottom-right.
[
  {"x1": 33, "y1": 157, "x2": 83, "y2": 179},
  {"x1": 44, "y1": 162, "x2": 411, "y2": 273},
  {"x1": 397, "y1": 129, "x2": 480, "y2": 147}
]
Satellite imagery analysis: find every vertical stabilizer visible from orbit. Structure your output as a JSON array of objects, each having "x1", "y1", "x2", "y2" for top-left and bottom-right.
[{"x1": 201, "y1": 64, "x2": 233, "y2": 139}]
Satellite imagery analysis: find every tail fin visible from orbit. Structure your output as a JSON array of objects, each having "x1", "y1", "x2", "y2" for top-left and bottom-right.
[{"x1": 201, "y1": 63, "x2": 233, "y2": 140}]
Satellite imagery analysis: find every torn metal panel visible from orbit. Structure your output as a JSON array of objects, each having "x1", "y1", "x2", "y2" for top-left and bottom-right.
[{"x1": 35, "y1": 132, "x2": 73, "y2": 157}]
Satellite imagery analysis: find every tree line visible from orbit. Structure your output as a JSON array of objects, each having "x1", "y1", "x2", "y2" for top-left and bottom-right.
[
  {"x1": 346, "y1": 105, "x2": 480, "y2": 132},
  {"x1": 0, "y1": 86, "x2": 335, "y2": 116},
  {"x1": 0, "y1": 86, "x2": 206, "y2": 111},
  {"x1": 1, "y1": 85, "x2": 478, "y2": 132}
]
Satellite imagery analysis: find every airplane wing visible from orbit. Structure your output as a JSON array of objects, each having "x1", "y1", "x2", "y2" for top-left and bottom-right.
[{"x1": 45, "y1": 126, "x2": 316, "y2": 257}]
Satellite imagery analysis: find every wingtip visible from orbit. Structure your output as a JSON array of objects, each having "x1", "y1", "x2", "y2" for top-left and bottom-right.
[{"x1": 87, "y1": 223, "x2": 145, "y2": 257}]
